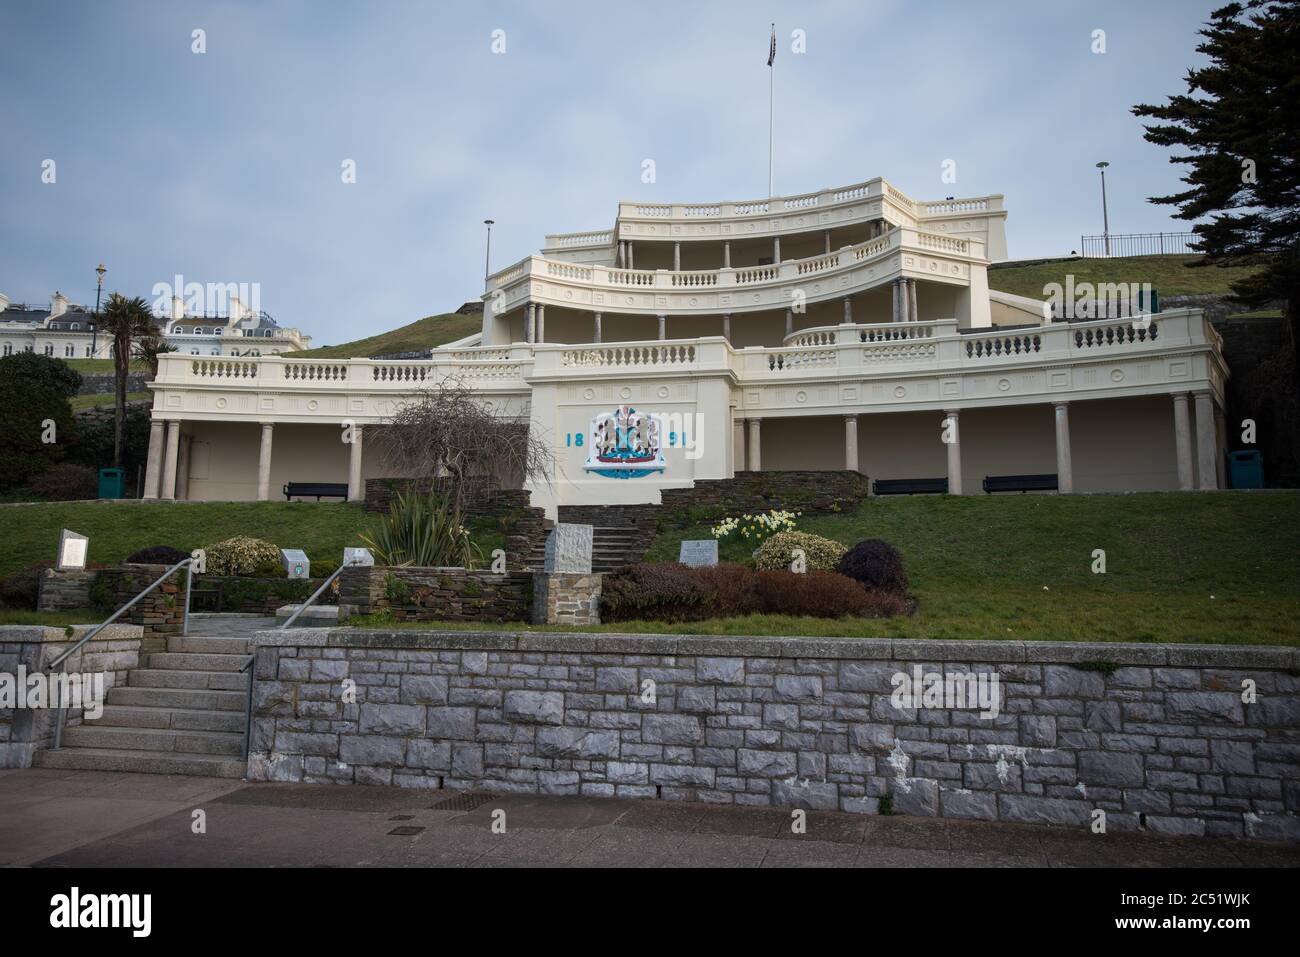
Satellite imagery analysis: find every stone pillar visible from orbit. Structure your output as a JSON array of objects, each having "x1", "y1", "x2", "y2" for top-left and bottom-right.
[
  {"x1": 908, "y1": 279, "x2": 919, "y2": 323},
  {"x1": 160, "y1": 420, "x2": 181, "y2": 501},
  {"x1": 824, "y1": 230, "x2": 832, "y2": 254},
  {"x1": 536, "y1": 304, "x2": 545, "y2": 343},
  {"x1": 773, "y1": 236, "x2": 781, "y2": 262},
  {"x1": 593, "y1": 312, "x2": 602, "y2": 343},
  {"x1": 845, "y1": 415, "x2": 859, "y2": 472},
  {"x1": 525, "y1": 303, "x2": 536, "y2": 344},
  {"x1": 347, "y1": 424, "x2": 364, "y2": 502},
  {"x1": 723, "y1": 242, "x2": 731, "y2": 268},
  {"x1": 746, "y1": 418, "x2": 762, "y2": 471},
  {"x1": 257, "y1": 422, "x2": 274, "y2": 502},
  {"x1": 900, "y1": 279, "x2": 912, "y2": 323},
  {"x1": 143, "y1": 420, "x2": 164, "y2": 500},
  {"x1": 785, "y1": 308, "x2": 793, "y2": 337},
  {"x1": 722, "y1": 314, "x2": 731, "y2": 342},
  {"x1": 732, "y1": 418, "x2": 745, "y2": 476},
  {"x1": 843, "y1": 297, "x2": 853, "y2": 323},
  {"x1": 1054, "y1": 402, "x2": 1073, "y2": 494},
  {"x1": 627, "y1": 242, "x2": 634, "y2": 269},
  {"x1": 1172, "y1": 393, "x2": 1194, "y2": 491},
  {"x1": 617, "y1": 242, "x2": 625, "y2": 268},
  {"x1": 176, "y1": 433, "x2": 191, "y2": 501},
  {"x1": 892, "y1": 280, "x2": 902, "y2": 323},
  {"x1": 657, "y1": 314, "x2": 666, "y2": 340},
  {"x1": 944, "y1": 409, "x2": 962, "y2": 495},
  {"x1": 1195, "y1": 392, "x2": 1218, "y2": 490},
  {"x1": 673, "y1": 242, "x2": 681, "y2": 271}
]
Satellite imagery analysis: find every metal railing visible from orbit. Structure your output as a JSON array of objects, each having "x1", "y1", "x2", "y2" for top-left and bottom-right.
[
  {"x1": 47, "y1": 557, "x2": 196, "y2": 751},
  {"x1": 1080, "y1": 232, "x2": 1197, "y2": 258}
]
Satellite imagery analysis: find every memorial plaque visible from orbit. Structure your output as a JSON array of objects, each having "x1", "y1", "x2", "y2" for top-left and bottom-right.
[
  {"x1": 543, "y1": 523, "x2": 593, "y2": 574},
  {"x1": 281, "y1": 548, "x2": 311, "y2": 579},
  {"x1": 343, "y1": 547, "x2": 375, "y2": 567},
  {"x1": 57, "y1": 529, "x2": 89, "y2": 570},
  {"x1": 678, "y1": 539, "x2": 718, "y2": 568}
]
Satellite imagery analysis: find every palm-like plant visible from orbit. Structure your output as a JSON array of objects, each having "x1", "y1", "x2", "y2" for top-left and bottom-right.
[
  {"x1": 98, "y1": 293, "x2": 160, "y2": 467},
  {"x1": 359, "y1": 489, "x2": 480, "y2": 568},
  {"x1": 132, "y1": 335, "x2": 177, "y2": 379}
]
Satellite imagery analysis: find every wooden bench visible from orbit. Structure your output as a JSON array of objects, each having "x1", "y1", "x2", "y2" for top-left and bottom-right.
[
  {"x1": 283, "y1": 482, "x2": 349, "y2": 501},
  {"x1": 982, "y1": 473, "x2": 1059, "y2": 494},
  {"x1": 872, "y1": 478, "x2": 949, "y2": 495}
]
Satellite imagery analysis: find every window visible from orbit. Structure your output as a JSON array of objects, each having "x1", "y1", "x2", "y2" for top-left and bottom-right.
[
  {"x1": 2, "y1": 343, "x2": 10, "y2": 356},
  {"x1": 85, "y1": 346, "x2": 92, "y2": 357},
  {"x1": 24, "y1": 344, "x2": 33, "y2": 352},
  {"x1": 64, "y1": 344, "x2": 74, "y2": 357},
  {"x1": 71, "y1": 323, "x2": 80, "y2": 330},
  {"x1": 191, "y1": 348, "x2": 199, "y2": 355},
  {"x1": 43, "y1": 344, "x2": 54, "y2": 356},
  {"x1": 211, "y1": 348, "x2": 220, "y2": 355}
]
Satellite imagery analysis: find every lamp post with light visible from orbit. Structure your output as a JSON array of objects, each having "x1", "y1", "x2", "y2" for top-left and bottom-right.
[
  {"x1": 92, "y1": 262, "x2": 106, "y2": 356},
  {"x1": 1096, "y1": 162, "x2": 1111, "y2": 257},
  {"x1": 483, "y1": 219, "x2": 495, "y2": 284}
]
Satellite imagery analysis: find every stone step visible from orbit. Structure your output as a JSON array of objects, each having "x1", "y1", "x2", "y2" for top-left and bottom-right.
[
  {"x1": 62, "y1": 724, "x2": 244, "y2": 756},
  {"x1": 166, "y1": 635, "x2": 252, "y2": 655},
  {"x1": 142, "y1": 651, "x2": 251, "y2": 672},
  {"x1": 129, "y1": 668, "x2": 249, "y2": 691},
  {"x1": 33, "y1": 746, "x2": 246, "y2": 778},
  {"x1": 90, "y1": 704, "x2": 247, "y2": 733},
  {"x1": 108, "y1": 685, "x2": 247, "y2": 712}
]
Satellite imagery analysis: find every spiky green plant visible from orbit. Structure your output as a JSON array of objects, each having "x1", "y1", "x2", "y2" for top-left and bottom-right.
[{"x1": 359, "y1": 489, "x2": 479, "y2": 568}]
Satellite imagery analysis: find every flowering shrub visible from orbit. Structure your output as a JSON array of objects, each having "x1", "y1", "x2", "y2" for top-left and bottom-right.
[
  {"x1": 710, "y1": 509, "x2": 800, "y2": 547},
  {"x1": 754, "y1": 532, "x2": 847, "y2": 572},
  {"x1": 203, "y1": 536, "x2": 283, "y2": 577}
]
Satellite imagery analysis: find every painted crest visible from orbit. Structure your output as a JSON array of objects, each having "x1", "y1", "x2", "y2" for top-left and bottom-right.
[{"x1": 583, "y1": 405, "x2": 665, "y2": 479}]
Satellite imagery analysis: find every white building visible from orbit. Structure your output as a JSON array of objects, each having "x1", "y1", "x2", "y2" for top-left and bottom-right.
[
  {"x1": 138, "y1": 176, "x2": 1228, "y2": 514},
  {"x1": 0, "y1": 291, "x2": 311, "y2": 360}
]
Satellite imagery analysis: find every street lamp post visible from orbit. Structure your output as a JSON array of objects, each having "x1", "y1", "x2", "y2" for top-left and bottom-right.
[
  {"x1": 92, "y1": 262, "x2": 106, "y2": 356},
  {"x1": 483, "y1": 219, "x2": 495, "y2": 284},
  {"x1": 1095, "y1": 162, "x2": 1111, "y2": 257}
]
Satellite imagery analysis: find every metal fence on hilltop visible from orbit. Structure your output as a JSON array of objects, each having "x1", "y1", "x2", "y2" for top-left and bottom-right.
[{"x1": 1080, "y1": 232, "x2": 1198, "y2": 258}]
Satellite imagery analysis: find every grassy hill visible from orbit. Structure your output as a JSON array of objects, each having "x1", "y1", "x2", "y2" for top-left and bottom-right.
[
  {"x1": 292, "y1": 311, "x2": 483, "y2": 359},
  {"x1": 988, "y1": 254, "x2": 1265, "y2": 301}
]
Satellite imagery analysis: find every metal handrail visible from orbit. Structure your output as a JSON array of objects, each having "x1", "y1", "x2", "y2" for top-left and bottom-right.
[
  {"x1": 239, "y1": 655, "x2": 255, "y2": 760},
  {"x1": 48, "y1": 557, "x2": 196, "y2": 750},
  {"x1": 278, "y1": 560, "x2": 359, "y2": 630}
]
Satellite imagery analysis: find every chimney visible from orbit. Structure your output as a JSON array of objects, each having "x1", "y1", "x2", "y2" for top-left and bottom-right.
[
  {"x1": 171, "y1": 295, "x2": 185, "y2": 322},
  {"x1": 228, "y1": 295, "x2": 244, "y2": 324},
  {"x1": 50, "y1": 292, "x2": 68, "y2": 319}
]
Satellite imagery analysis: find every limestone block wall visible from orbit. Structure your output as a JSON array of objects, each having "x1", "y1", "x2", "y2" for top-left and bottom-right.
[{"x1": 247, "y1": 630, "x2": 1300, "y2": 842}]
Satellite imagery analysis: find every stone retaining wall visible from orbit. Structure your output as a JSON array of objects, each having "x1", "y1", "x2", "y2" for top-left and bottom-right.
[
  {"x1": 339, "y1": 566, "x2": 532, "y2": 622},
  {"x1": 246, "y1": 630, "x2": 1300, "y2": 842},
  {"x1": 0, "y1": 623, "x2": 142, "y2": 767},
  {"x1": 97, "y1": 564, "x2": 185, "y2": 651},
  {"x1": 37, "y1": 568, "x2": 99, "y2": 611}
]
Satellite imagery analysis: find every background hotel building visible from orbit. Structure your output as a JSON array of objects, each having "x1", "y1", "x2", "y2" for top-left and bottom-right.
[{"x1": 139, "y1": 176, "x2": 1228, "y2": 515}]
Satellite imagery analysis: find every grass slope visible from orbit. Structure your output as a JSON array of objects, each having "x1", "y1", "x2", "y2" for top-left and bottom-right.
[
  {"x1": 69, "y1": 391, "x2": 151, "y2": 411},
  {"x1": 988, "y1": 254, "x2": 1264, "y2": 300},
  {"x1": 292, "y1": 311, "x2": 483, "y2": 359}
]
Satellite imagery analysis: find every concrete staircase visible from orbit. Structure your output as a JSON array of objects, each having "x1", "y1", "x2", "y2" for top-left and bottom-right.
[
  {"x1": 33, "y1": 615, "x2": 273, "y2": 779},
  {"x1": 524, "y1": 526, "x2": 651, "y2": 573}
]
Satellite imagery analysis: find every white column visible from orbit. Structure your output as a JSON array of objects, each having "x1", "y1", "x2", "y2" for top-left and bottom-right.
[
  {"x1": 257, "y1": 422, "x2": 274, "y2": 502},
  {"x1": 143, "y1": 421, "x2": 164, "y2": 500},
  {"x1": 176, "y1": 434, "x2": 191, "y2": 501},
  {"x1": 731, "y1": 418, "x2": 745, "y2": 477},
  {"x1": 773, "y1": 236, "x2": 781, "y2": 262},
  {"x1": 161, "y1": 420, "x2": 181, "y2": 501},
  {"x1": 746, "y1": 418, "x2": 762, "y2": 471},
  {"x1": 627, "y1": 242, "x2": 634, "y2": 269},
  {"x1": 722, "y1": 314, "x2": 731, "y2": 342},
  {"x1": 944, "y1": 409, "x2": 962, "y2": 495},
  {"x1": 845, "y1": 415, "x2": 859, "y2": 472},
  {"x1": 1172, "y1": 393, "x2": 1194, "y2": 491},
  {"x1": 617, "y1": 243, "x2": 625, "y2": 268},
  {"x1": 347, "y1": 424, "x2": 364, "y2": 502},
  {"x1": 536, "y1": 304, "x2": 545, "y2": 343},
  {"x1": 593, "y1": 312, "x2": 602, "y2": 343},
  {"x1": 892, "y1": 280, "x2": 902, "y2": 323},
  {"x1": 843, "y1": 298, "x2": 852, "y2": 323},
  {"x1": 824, "y1": 230, "x2": 832, "y2": 254},
  {"x1": 1195, "y1": 392, "x2": 1218, "y2": 490},
  {"x1": 525, "y1": 303, "x2": 535, "y2": 344},
  {"x1": 723, "y1": 242, "x2": 731, "y2": 268},
  {"x1": 785, "y1": 308, "x2": 793, "y2": 337},
  {"x1": 908, "y1": 279, "x2": 919, "y2": 323},
  {"x1": 673, "y1": 242, "x2": 681, "y2": 271},
  {"x1": 1054, "y1": 402, "x2": 1073, "y2": 494},
  {"x1": 657, "y1": 314, "x2": 666, "y2": 340}
]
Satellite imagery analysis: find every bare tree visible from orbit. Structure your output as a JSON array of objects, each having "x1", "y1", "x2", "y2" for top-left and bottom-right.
[{"x1": 369, "y1": 376, "x2": 553, "y2": 505}]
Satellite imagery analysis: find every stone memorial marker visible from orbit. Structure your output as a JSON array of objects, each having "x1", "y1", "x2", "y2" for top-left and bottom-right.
[
  {"x1": 679, "y1": 539, "x2": 718, "y2": 568},
  {"x1": 543, "y1": 523, "x2": 593, "y2": 574},
  {"x1": 56, "y1": 529, "x2": 89, "y2": 570},
  {"x1": 343, "y1": 547, "x2": 375, "y2": 567},
  {"x1": 281, "y1": 548, "x2": 311, "y2": 579}
]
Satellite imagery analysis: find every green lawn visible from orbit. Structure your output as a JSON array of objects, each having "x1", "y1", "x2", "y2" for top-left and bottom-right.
[
  {"x1": 69, "y1": 391, "x2": 151, "y2": 411},
  {"x1": 63, "y1": 358, "x2": 149, "y2": 374},
  {"x1": 0, "y1": 608, "x2": 101, "y2": 627},
  {"x1": 293, "y1": 311, "x2": 483, "y2": 359},
  {"x1": 988, "y1": 254, "x2": 1263, "y2": 300}
]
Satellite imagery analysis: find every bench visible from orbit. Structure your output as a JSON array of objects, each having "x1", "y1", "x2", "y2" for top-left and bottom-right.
[
  {"x1": 283, "y1": 482, "x2": 349, "y2": 501},
  {"x1": 982, "y1": 473, "x2": 1059, "y2": 494},
  {"x1": 873, "y1": 478, "x2": 949, "y2": 495}
]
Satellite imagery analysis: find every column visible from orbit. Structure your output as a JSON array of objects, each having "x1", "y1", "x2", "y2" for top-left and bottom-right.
[
  {"x1": 900, "y1": 279, "x2": 911, "y2": 323},
  {"x1": 892, "y1": 280, "x2": 902, "y2": 323},
  {"x1": 824, "y1": 230, "x2": 832, "y2": 254},
  {"x1": 617, "y1": 243, "x2": 625, "y2": 268},
  {"x1": 536, "y1": 304, "x2": 545, "y2": 343},
  {"x1": 593, "y1": 312, "x2": 602, "y2": 343},
  {"x1": 785, "y1": 308, "x2": 793, "y2": 337},
  {"x1": 907, "y1": 279, "x2": 919, "y2": 323},
  {"x1": 525, "y1": 303, "x2": 535, "y2": 344},
  {"x1": 657, "y1": 314, "x2": 666, "y2": 340},
  {"x1": 176, "y1": 434, "x2": 191, "y2": 501},
  {"x1": 773, "y1": 236, "x2": 781, "y2": 262},
  {"x1": 844, "y1": 415, "x2": 859, "y2": 472},
  {"x1": 843, "y1": 297, "x2": 853, "y2": 323},
  {"x1": 732, "y1": 418, "x2": 745, "y2": 477},
  {"x1": 722, "y1": 314, "x2": 731, "y2": 342},
  {"x1": 161, "y1": 420, "x2": 181, "y2": 501},
  {"x1": 142, "y1": 420, "x2": 164, "y2": 500},
  {"x1": 257, "y1": 422, "x2": 274, "y2": 502},
  {"x1": 1172, "y1": 393, "x2": 1194, "y2": 491},
  {"x1": 944, "y1": 409, "x2": 962, "y2": 495},
  {"x1": 627, "y1": 242, "x2": 634, "y2": 269},
  {"x1": 1054, "y1": 402, "x2": 1073, "y2": 494},
  {"x1": 673, "y1": 242, "x2": 681, "y2": 271},
  {"x1": 347, "y1": 424, "x2": 364, "y2": 502},
  {"x1": 1194, "y1": 392, "x2": 1218, "y2": 490},
  {"x1": 723, "y1": 242, "x2": 731, "y2": 268},
  {"x1": 746, "y1": 418, "x2": 762, "y2": 471}
]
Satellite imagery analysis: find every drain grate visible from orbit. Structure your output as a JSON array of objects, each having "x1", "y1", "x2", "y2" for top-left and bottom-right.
[
  {"x1": 388, "y1": 826, "x2": 425, "y2": 836},
  {"x1": 428, "y1": 791, "x2": 499, "y2": 813}
]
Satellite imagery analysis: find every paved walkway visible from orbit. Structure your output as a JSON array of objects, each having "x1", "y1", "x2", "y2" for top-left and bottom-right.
[{"x1": 3, "y1": 769, "x2": 1298, "y2": 868}]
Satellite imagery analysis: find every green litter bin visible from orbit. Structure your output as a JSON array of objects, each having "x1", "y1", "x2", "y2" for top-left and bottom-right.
[
  {"x1": 98, "y1": 467, "x2": 125, "y2": 499},
  {"x1": 1227, "y1": 451, "x2": 1263, "y2": 489}
]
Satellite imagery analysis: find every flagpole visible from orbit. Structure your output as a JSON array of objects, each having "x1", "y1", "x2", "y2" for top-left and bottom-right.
[{"x1": 768, "y1": 22, "x2": 774, "y2": 199}]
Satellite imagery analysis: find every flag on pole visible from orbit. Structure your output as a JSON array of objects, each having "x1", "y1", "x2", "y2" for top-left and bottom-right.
[{"x1": 767, "y1": 24, "x2": 776, "y2": 65}]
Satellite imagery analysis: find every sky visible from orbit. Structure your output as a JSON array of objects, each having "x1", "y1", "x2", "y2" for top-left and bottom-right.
[{"x1": 1, "y1": 0, "x2": 1220, "y2": 348}]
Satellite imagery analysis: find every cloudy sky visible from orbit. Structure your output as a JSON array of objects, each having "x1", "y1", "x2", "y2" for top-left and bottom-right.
[{"x1": 2, "y1": 0, "x2": 1218, "y2": 347}]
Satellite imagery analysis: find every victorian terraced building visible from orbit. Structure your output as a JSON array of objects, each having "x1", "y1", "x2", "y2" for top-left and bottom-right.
[{"x1": 140, "y1": 176, "x2": 1229, "y2": 515}]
